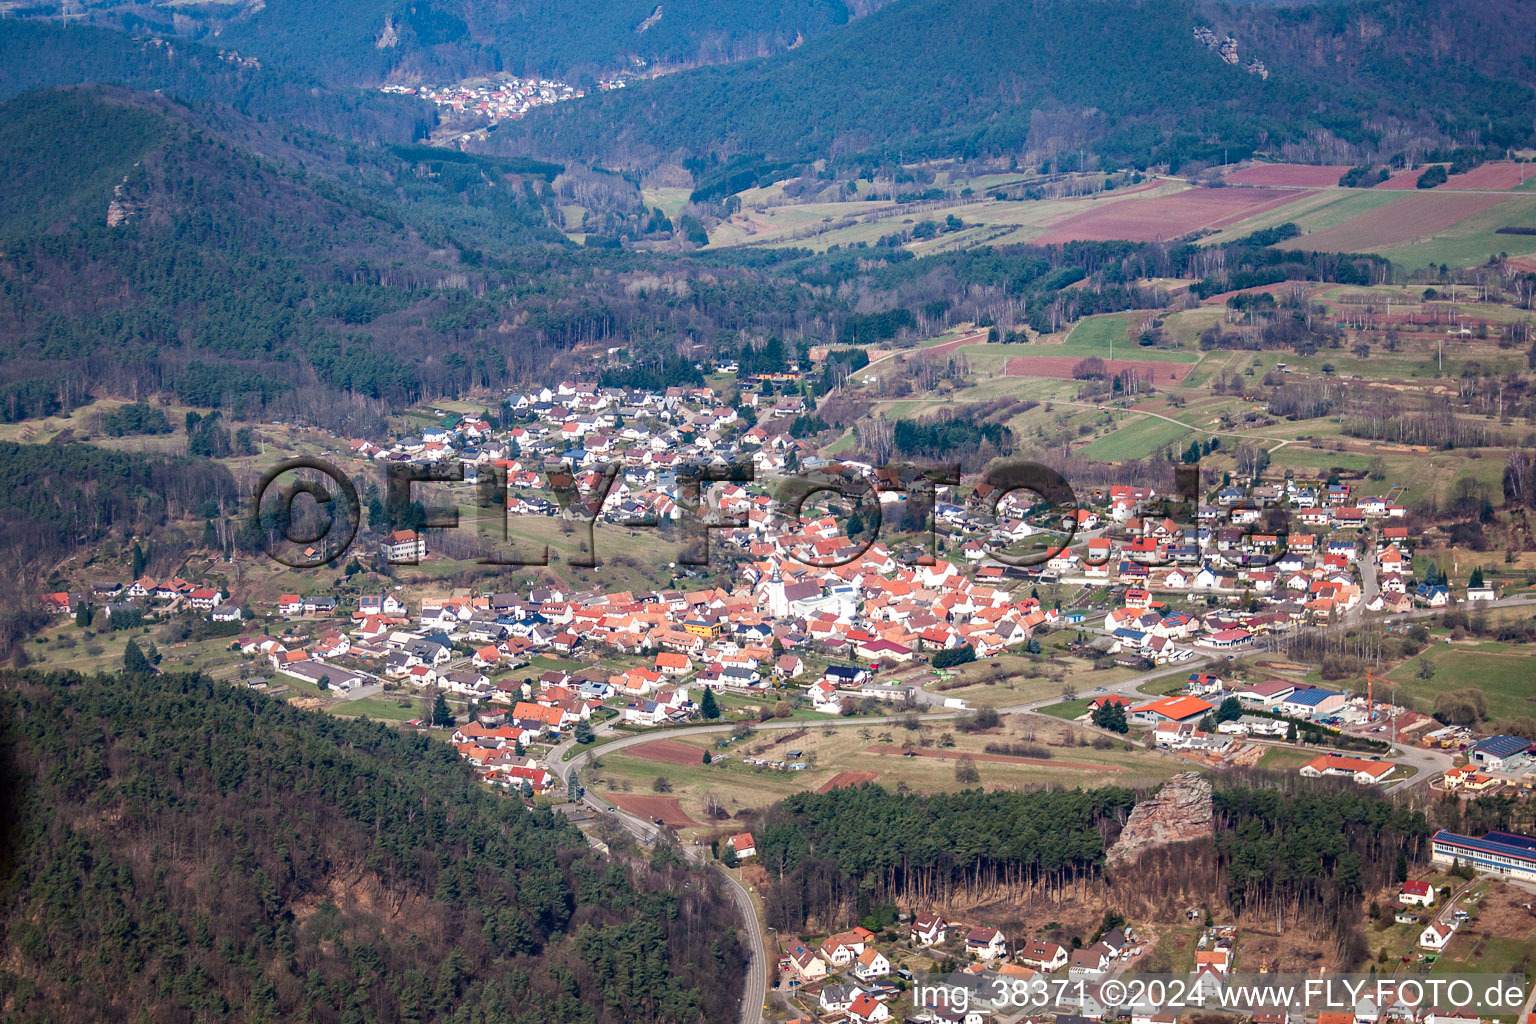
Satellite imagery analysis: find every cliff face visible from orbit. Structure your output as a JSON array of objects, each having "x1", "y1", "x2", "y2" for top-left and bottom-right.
[{"x1": 1108, "y1": 772, "x2": 1213, "y2": 864}]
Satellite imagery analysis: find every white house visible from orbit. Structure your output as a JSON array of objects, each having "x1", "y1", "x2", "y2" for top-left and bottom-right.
[
  {"x1": 853, "y1": 947, "x2": 891, "y2": 980},
  {"x1": 380, "y1": 529, "x2": 428, "y2": 562},
  {"x1": 1020, "y1": 940, "x2": 1067, "y2": 972},
  {"x1": 966, "y1": 926, "x2": 1008, "y2": 960},
  {"x1": 1419, "y1": 921, "x2": 1456, "y2": 950},
  {"x1": 911, "y1": 912, "x2": 947, "y2": 946}
]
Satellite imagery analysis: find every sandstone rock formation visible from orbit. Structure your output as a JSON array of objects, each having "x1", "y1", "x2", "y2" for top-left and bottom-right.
[{"x1": 1107, "y1": 771, "x2": 1213, "y2": 864}]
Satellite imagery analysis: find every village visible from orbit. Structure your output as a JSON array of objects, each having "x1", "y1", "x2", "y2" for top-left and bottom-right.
[
  {"x1": 380, "y1": 72, "x2": 628, "y2": 124},
  {"x1": 22, "y1": 354, "x2": 1536, "y2": 1024},
  {"x1": 739, "y1": 850, "x2": 1535, "y2": 1024},
  {"x1": 33, "y1": 364, "x2": 1536, "y2": 807}
]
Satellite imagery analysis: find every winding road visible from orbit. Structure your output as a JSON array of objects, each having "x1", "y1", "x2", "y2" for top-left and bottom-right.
[{"x1": 543, "y1": 593, "x2": 1533, "y2": 1022}]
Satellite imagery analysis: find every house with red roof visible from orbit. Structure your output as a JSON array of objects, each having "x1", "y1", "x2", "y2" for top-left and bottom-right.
[
  {"x1": 1129, "y1": 696, "x2": 1214, "y2": 724},
  {"x1": 846, "y1": 993, "x2": 890, "y2": 1024}
]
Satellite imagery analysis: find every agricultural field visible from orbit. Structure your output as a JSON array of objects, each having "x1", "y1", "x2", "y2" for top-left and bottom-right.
[
  {"x1": 1277, "y1": 191, "x2": 1536, "y2": 270},
  {"x1": 1031, "y1": 186, "x2": 1313, "y2": 244},
  {"x1": 702, "y1": 157, "x2": 1536, "y2": 269},
  {"x1": 922, "y1": 652, "x2": 1138, "y2": 708},
  {"x1": 1077, "y1": 414, "x2": 1196, "y2": 461},
  {"x1": 1384, "y1": 640, "x2": 1536, "y2": 723},
  {"x1": 1374, "y1": 194, "x2": 1536, "y2": 270},
  {"x1": 1201, "y1": 188, "x2": 1405, "y2": 246},
  {"x1": 706, "y1": 178, "x2": 1331, "y2": 255},
  {"x1": 588, "y1": 715, "x2": 1180, "y2": 829}
]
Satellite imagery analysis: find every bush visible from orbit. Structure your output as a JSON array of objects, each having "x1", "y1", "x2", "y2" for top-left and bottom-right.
[
  {"x1": 954, "y1": 755, "x2": 980, "y2": 783},
  {"x1": 932, "y1": 644, "x2": 976, "y2": 669},
  {"x1": 983, "y1": 742, "x2": 1051, "y2": 759},
  {"x1": 101, "y1": 402, "x2": 173, "y2": 437},
  {"x1": 955, "y1": 707, "x2": 1001, "y2": 733}
]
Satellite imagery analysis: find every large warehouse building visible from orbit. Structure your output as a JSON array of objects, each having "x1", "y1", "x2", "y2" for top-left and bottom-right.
[{"x1": 1430, "y1": 829, "x2": 1536, "y2": 883}]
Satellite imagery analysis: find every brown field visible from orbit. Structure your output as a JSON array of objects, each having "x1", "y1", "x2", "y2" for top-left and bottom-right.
[
  {"x1": 818, "y1": 769, "x2": 879, "y2": 792},
  {"x1": 1379, "y1": 162, "x2": 1532, "y2": 191},
  {"x1": 925, "y1": 329, "x2": 989, "y2": 358},
  {"x1": 1378, "y1": 169, "x2": 1424, "y2": 190},
  {"x1": 1005, "y1": 355, "x2": 1194, "y2": 384},
  {"x1": 607, "y1": 793, "x2": 700, "y2": 827},
  {"x1": 1032, "y1": 187, "x2": 1312, "y2": 244},
  {"x1": 863, "y1": 745, "x2": 1125, "y2": 772},
  {"x1": 628, "y1": 739, "x2": 710, "y2": 766},
  {"x1": 1198, "y1": 280, "x2": 1315, "y2": 305},
  {"x1": 1224, "y1": 164, "x2": 1352, "y2": 188},
  {"x1": 1280, "y1": 192, "x2": 1506, "y2": 251},
  {"x1": 1444, "y1": 162, "x2": 1534, "y2": 190}
]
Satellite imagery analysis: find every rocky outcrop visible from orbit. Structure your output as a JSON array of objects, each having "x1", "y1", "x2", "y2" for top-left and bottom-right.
[
  {"x1": 1107, "y1": 772, "x2": 1213, "y2": 864},
  {"x1": 376, "y1": 15, "x2": 399, "y2": 49},
  {"x1": 106, "y1": 173, "x2": 141, "y2": 228}
]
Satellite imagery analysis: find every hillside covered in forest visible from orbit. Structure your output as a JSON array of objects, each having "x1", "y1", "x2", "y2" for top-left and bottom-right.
[
  {"x1": 4, "y1": 0, "x2": 896, "y2": 87},
  {"x1": 0, "y1": 84, "x2": 569, "y2": 427},
  {"x1": 0, "y1": 669, "x2": 746, "y2": 1023},
  {"x1": 0, "y1": 21, "x2": 435, "y2": 143},
  {"x1": 498, "y1": 0, "x2": 1536, "y2": 170}
]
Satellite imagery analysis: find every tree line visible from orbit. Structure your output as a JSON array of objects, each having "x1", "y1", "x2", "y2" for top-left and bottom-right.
[{"x1": 0, "y1": 668, "x2": 746, "y2": 1024}]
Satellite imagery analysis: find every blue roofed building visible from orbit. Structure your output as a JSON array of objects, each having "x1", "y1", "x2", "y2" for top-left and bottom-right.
[
  {"x1": 1470, "y1": 735, "x2": 1532, "y2": 772},
  {"x1": 1277, "y1": 686, "x2": 1347, "y2": 719},
  {"x1": 1431, "y1": 830, "x2": 1536, "y2": 883},
  {"x1": 1111, "y1": 627, "x2": 1148, "y2": 649}
]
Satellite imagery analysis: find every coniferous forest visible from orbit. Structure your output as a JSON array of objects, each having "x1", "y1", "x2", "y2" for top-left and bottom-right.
[
  {"x1": 0, "y1": 670, "x2": 746, "y2": 1024},
  {"x1": 748, "y1": 781, "x2": 1441, "y2": 952}
]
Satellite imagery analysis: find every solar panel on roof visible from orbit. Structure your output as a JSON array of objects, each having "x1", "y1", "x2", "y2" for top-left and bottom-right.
[
  {"x1": 1485, "y1": 830, "x2": 1536, "y2": 852},
  {"x1": 1435, "y1": 830, "x2": 1536, "y2": 863}
]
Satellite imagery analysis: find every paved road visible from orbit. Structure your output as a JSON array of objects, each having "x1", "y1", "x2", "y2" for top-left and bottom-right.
[
  {"x1": 549, "y1": 727, "x2": 771, "y2": 1024},
  {"x1": 540, "y1": 595, "x2": 1534, "y2": 1022},
  {"x1": 541, "y1": 656, "x2": 1211, "y2": 1024}
]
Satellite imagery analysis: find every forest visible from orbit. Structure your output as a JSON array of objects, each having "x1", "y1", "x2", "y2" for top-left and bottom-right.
[
  {"x1": 5, "y1": 0, "x2": 888, "y2": 88},
  {"x1": 751, "y1": 784, "x2": 1137, "y2": 930},
  {"x1": 1210, "y1": 785, "x2": 1431, "y2": 947},
  {"x1": 748, "y1": 778, "x2": 1457, "y2": 960},
  {"x1": 0, "y1": 79, "x2": 1401, "y2": 444},
  {"x1": 500, "y1": 0, "x2": 1536, "y2": 171},
  {"x1": 0, "y1": 441, "x2": 239, "y2": 594},
  {"x1": 0, "y1": 669, "x2": 746, "y2": 1024},
  {"x1": 0, "y1": 21, "x2": 435, "y2": 144}
]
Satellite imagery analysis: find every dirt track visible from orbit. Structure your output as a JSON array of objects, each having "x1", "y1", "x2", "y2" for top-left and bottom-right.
[
  {"x1": 1005, "y1": 355, "x2": 1194, "y2": 384},
  {"x1": 863, "y1": 745, "x2": 1124, "y2": 772}
]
